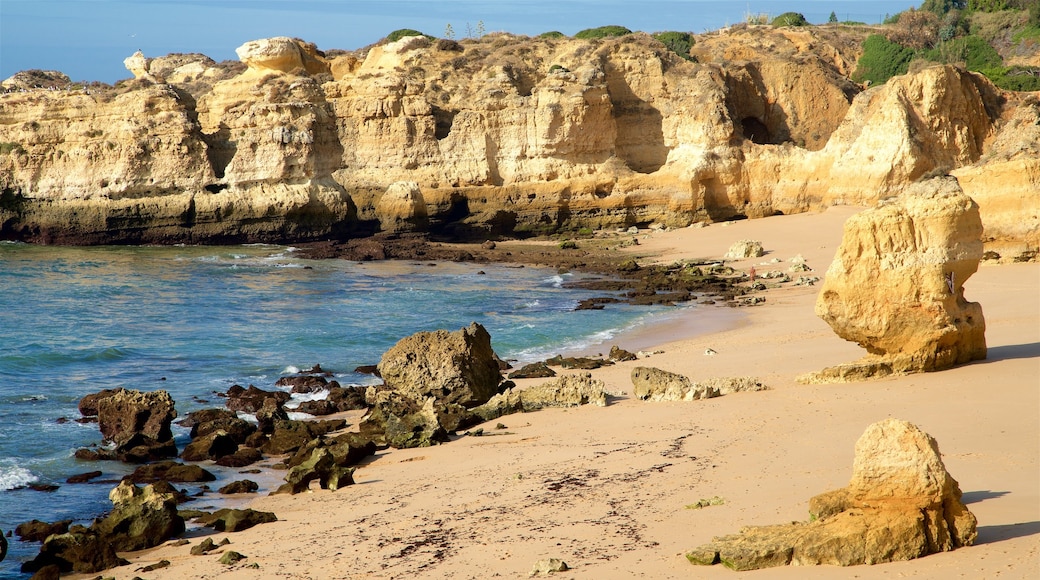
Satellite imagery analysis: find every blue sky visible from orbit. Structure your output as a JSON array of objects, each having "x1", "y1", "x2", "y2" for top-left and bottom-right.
[{"x1": 1, "y1": 0, "x2": 919, "y2": 83}]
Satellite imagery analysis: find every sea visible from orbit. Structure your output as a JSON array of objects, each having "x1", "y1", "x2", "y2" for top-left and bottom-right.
[{"x1": 0, "y1": 241, "x2": 735, "y2": 576}]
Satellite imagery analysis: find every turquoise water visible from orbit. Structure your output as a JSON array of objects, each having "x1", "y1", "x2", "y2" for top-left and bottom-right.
[{"x1": 0, "y1": 242, "x2": 721, "y2": 575}]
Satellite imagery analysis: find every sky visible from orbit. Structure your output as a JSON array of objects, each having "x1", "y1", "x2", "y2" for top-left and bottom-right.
[{"x1": 1, "y1": 0, "x2": 920, "y2": 84}]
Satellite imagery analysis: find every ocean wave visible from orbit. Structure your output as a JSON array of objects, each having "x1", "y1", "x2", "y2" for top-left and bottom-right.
[{"x1": 0, "y1": 463, "x2": 39, "y2": 491}]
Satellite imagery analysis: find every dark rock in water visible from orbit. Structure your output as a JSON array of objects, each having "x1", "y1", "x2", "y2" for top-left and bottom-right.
[
  {"x1": 24, "y1": 481, "x2": 183, "y2": 575},
  {"x1": 219, "y1": 479, "x2": 259, "y2": 494},
  {"x1": 576, "y1": 297, "x2": 621, "y2": 310},
  {"x1": 15, "y1": 520, "x2": 71, "y2": 543},
  {"x1": 254, "y1": 397, "x2": 290, "y2": 433},
  {"x1": 275, "y1": 374, "x2": 328, "y2": 393},
  {"x1": 353, "y1": 364, "x2": 381, "y2": 377},
  {"x1": 225, "y1": 384, "x2": 291, "y2": 414},
  {"x1": 327, "y1": 385, "x2": 371, "y2": 411},
  {"x1": 179, "y1": 408, "x2": 256, "y2": 443},
  {"x1": 360, "y1": 388, "x2": 450, "y2": 449},
  {"x1": 295, "y1": 399, "x2": 337, "y2": 416},
  {"x1": 0, "y1": 529, "x2": 6, "y2": 563},
  {"x1": 181, "y1": 430, "x2": 238, "y2": 462},
  {"x1": 508, "y1": 362, "x2": 557, "y2": 379},
  {"x1": 214, "y1": 447, "x2": 264, "y2": 468},
  {"x1": 274, "y1": 448, "x2": 355, "y2": 494},
  {"x1": 77, "y1": 387, "x2": 124, "y2": 417},
  {"x1": 126, "y1": 461, "x2": 216, "y2": 484},
  {"x1": 27, "y1": 483, "x2": 60, "y2": 492},
  {"x1": 21, "y1": 531, "x2": 127, "y2": 575},
  {"x1": 66, "y1": 471, "x2": 103, "y2": 484},
  {"x1": 302, "y1": 364, "x2": 333, "y2": 376},
  {"x1": 200, "y1": 508, "x2": 277, "y2": 533},
  {"x1": 609, "y1": 345, "x2": 638, "y2": 362},
  {"x1": 91, "y1": 389, "x2": 177, "y2": 447},
  {"x1": 378, "y1": 322, "x2": 502, "y2": 408}
]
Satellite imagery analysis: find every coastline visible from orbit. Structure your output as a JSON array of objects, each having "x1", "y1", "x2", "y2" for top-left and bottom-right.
[{"x1": 64, "y1": 207, "x2": 1039, "y2": 579}]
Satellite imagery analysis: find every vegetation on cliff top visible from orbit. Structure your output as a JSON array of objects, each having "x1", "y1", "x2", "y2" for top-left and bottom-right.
[{"x1": 859, "y1": 1, "x2": 1040, "y2": 89}]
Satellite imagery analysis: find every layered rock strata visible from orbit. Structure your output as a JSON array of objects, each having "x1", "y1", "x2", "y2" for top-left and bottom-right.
[{"x1": 0, "y1": 31, "x2": 1034, "y2": 255}]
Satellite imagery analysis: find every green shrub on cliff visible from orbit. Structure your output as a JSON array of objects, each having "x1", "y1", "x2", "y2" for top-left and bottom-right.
[
  {"x1": 386, "y1": 29, "x2": 429, "y2": 43},
  {"x1": 982, "y1": 66, "x2": 1040, "y2": 91},
  {"x1": 854, "y1": 34, "x2": 915, "y2": 84},
  {"x1": 575, "y1": 25, "x2": 632, "y2": 39},
  {"x1": 652, "y1": 31, "x2": 695, "y2": 61},
  {"x1": 539, "y1": 31, "x2": 566, "y2": 39},
  {"x1": 0, "y1": 142, "x2": 26, "y2": 155},
  {"x1": 924, "y1": 34, "x2": 1002, "y2": 70},
  {"x1": 771, "y1": 12, "x2": 809, "y2": 27}
]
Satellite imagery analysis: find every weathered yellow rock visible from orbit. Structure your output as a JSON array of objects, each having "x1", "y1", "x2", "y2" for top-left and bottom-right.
[
  {"x1": 375, "y1": 181, "x2": 427, "y2": 233},
  {"x1": 688, "y1": 419, "x2": 976, "y2": 570},
  {"x1": 805, "y1": 177, "x2": 986, "y2": 381},
  {"x1": 0, "y1": 31, "x2": 1035, "y2": 249}
]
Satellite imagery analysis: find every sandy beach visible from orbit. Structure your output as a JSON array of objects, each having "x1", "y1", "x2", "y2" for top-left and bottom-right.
[{"x1": 69, "y1": 206, "x2": 1039, "y2": 579}]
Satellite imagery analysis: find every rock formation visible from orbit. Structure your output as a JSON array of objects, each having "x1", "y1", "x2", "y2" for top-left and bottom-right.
[
  {"x1": 473, "y1": 373, "x2": 608, "y2": 422},
  {"x1": 22, "y1": 481, "x2": 184, "y2": 574},
  {"x1": 631, "y1": 367, "x2": 766, "y2": 401},
  {"x1": 375, "y1": 181, "x2": 429, "y2": 233},
  {"x1": 377, "y1": 322, "x2": 502, "y2": 408},
  {"x1": 803, "y1": 177, "x2": 986, "y2": 382},
  {"x1": 0, "y1": 29, "x2": 1034, "y2": 255},
  {"x1": 688, "y1": 418, "x2": 976, "y2": 570},
  {"x1": 78, "y1": 388, "x2": 178, "y2": 461}
]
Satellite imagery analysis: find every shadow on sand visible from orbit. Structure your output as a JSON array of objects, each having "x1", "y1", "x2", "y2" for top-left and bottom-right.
[
  {"x1": 976, "y1": 521, "x2": 1040, "y2": 545},
  {"x1": 980, "y1": 342, "x2": 1040, "y2": 363}
]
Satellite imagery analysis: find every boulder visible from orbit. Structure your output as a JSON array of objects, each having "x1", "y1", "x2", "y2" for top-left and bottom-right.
[
  {"x1": 255, "y1": 397, "x2": 290, "y2": 433},
  {"x1": 274, "y1": 448, "x2": 356, "y2": 494},
  {"x1": 215, "y1": 447, "x2": 264, "y2": 468},
  {"x1": 377, "y1": 322, "x2": 502, "y2": 408},
  {"x1": 275, "y1": 374, "x2": 329, "y2": 393},
  {"x1": 219, "y1": 479, "x2": 259, "y2": 494},
  {"x1": 179, "y1": 408, "x2": 256, "y2": 443},
  {"x1": 21, "y1": 530, "x2": 127, "y2": 575},
  {"x1": 200, "y1": 508, "x2": 277, "y2": 533},
  {"x1": 80, "y1": 389, "x2": 178, "y2": 459},
  {"x1": 360, "y1": 388, "x2": 450, "y2": 449},
  {"x1": 724, "y1": 240, "x2": 765, "y2": 259},
  {"x1": 235, "y1": 36, "x2": 330, "y2": 75},
  {"x1": 94, "y1": 481, "x2": 185, "y2": 552},
  {"x1": 507, "y1": 362, "x2": 557, "y2": 379},
  {"x1": 473, "y1": 373, "x2": 608, "y2": 422},
  {"x1": 225, "y1": 384, "x2": 291, "y2": 414},
  {"x1": 15, "y1": 520, "x2": 71, "y2": 543},
  {"x1": 180, "y1": 430, "x2": 238, "y2": 462},
  {"x1": 375, "y1": 181, "x2": 429, "y2": 233},
  {"x1": 804, "y1": 178, "x2": 987, "y2": 381},
  {"x1": 125, "y1": 461, "x2": 216, "y2": 484},
  {"x1": 688, "y1": 419, "x2": 977, "y2": 570}
]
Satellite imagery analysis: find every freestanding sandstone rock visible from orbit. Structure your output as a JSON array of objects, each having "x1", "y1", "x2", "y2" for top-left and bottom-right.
[
  {"x1": 688, "y1": 418, "x2": 976, "y2": 570},
  {"x1": 377, "y1": 322, "x2": 502, "y2": 407},
  {"x1": 804, "y1": 177, "x2": 986, "y2": 381}
]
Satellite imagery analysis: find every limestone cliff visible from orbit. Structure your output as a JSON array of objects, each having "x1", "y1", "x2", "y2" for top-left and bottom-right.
[{"x1": 0, "y1": 29, "x2": 1036, "y2": 253}]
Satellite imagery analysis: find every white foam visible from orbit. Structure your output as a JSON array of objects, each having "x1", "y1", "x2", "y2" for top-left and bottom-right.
[
  {"x1": 0, "y1": 464, "x2": 39, "y2": 490},
  {"x1": 282, "y1": 365, "x2": 301, "y2": 375},
  {"x1": 287, "y1": 411, "x2": 315, "y2": 421}
]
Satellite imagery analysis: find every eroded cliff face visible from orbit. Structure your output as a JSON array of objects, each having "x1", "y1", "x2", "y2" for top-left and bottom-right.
[{"x1": 0, "y1": 27, "x2": 1036, "y2": 253}]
